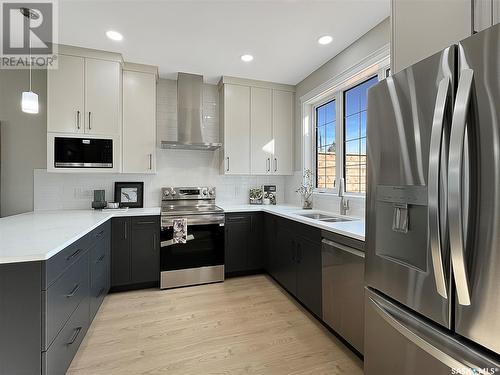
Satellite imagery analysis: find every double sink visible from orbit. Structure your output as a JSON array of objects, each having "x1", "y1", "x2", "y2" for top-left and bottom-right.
[{"x1": 295, "y1": 212, "x2": 353, "y2": 223}]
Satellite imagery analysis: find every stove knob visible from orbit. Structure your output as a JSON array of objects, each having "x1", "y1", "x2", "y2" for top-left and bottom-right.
[
  {"x1": 171, "y1": 189, "x2": 176, "y2": 196},
  {"x1": 209, "y1": 188, "x2": 215, "y2": 196},
  {"x1": 202, "y1": 188, "x2": 208, "y2": 196},
  {"x1": 163, "y1": 190, "x2": 170, "y2": 196}
]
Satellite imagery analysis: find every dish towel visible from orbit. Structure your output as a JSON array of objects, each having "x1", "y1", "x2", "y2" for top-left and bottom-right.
[{"x1": 172, "y1": 218, "x2": 188, "y2": 244}]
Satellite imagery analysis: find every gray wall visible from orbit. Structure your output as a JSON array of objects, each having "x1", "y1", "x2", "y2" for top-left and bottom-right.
[
  {"x1": 293, "y1": 17, "x2": 390, "y2": 171},
  {"x1": 0, "y1": 69, "x2": 47, "y2": 217}
]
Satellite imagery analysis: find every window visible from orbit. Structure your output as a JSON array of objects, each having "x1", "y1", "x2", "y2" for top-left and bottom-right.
[
  {"x1": 343, "y1": 76, "x2": 378, "y2": 193},
  {"x1": 315, "y1": 100, "x2": 336, "y2": 189}
]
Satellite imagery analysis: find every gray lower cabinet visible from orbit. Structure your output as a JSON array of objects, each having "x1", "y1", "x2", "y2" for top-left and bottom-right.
[
  {"x1": 89, "y1": 221, "x2": 111, "y2": 319},
  {"x1": 42, "y1": 296, "x2": 90, "y2": 375},
  {"x1": 0, "y1": 221, "x2": 111, "y2": 375},
  {"x1": 111, "y1": 216, "x2": 160, "y2": 289},
  {"x1": 225, "y1": 212, "x2": 264, "y2": 274},
  {"x1": 321, "y1": 231, "x2": 365, "y2": 354},
  {"x1": 265, "y1": 214, "x2": 323, "y2": 318}
]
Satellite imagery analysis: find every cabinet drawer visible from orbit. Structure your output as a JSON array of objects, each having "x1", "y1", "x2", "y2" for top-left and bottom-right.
[
  {"x1": 89, "y1": 221, "x2": 110, "y2": 246},
  {"x1": 43, "y1": 234, "x2": 90, "y2": 289},
  {"x1": 90, "y1": 269, "x2": 107, "y2": 319},
  {"x1": 131, "y1": 216, "x2": 159, "y2": 229},
  {"x1": 42, "y1": 298, "x2": 89, "y2": 375},
  {"x1": 43, "y1": 252, "x2": 89, "y2": 350}
]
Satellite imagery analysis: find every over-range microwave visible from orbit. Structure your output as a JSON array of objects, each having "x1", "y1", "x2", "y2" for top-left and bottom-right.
[{"x1": 54, "y1": 137, "x2": 113, "y2": 168}]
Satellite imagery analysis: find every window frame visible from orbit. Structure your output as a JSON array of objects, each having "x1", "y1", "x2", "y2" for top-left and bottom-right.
[
  {"x1": 308, "y1": 62, "x2": 390, "y2": 197},
  {"x1": 312, "y1": 93, "x2": 340, "y2": 194}
]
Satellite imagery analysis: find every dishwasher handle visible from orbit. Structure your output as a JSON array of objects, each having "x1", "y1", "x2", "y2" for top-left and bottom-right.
[{"x1": 321, "y1": 238, "x2": 365, "y2": 258}]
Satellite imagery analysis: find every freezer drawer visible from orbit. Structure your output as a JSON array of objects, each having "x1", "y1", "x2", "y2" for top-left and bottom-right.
[
  {"x1": 322, "y1": 239, "x2": 365, "y2": 354},
  {"x1": 364, "y1": 288, "x2": 500, "y2": 375}
]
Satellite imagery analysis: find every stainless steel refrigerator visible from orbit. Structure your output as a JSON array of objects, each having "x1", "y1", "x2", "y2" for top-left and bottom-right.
[{"x1": 365, "y1": 23, "x2": 500, "y2": 374}]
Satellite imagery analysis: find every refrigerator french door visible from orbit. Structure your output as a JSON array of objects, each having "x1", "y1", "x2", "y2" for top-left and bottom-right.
[{"x1": 365, "y1": 23, "x2": 500, "y2": 373}]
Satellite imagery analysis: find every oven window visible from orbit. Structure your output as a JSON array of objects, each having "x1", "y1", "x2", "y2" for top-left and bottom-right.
[{"x1": 160, "y1": 224, "x2": 224, "y2": 271}]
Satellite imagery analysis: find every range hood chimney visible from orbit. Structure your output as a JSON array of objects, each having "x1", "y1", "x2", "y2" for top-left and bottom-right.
[{"x1": 161, "y1": 72, "x2": 222, "y2": 151}]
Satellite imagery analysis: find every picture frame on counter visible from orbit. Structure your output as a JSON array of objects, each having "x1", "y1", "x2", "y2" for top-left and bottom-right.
[{"x1": 114, "y1": 182, "x2": 144, "y2": 208}]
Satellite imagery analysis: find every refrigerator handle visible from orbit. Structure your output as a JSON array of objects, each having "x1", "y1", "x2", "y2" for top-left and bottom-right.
[
  {"x1": 428, "y1": 77, "x2": 451, "y2": 299},
  {"x1": 369, "y1": 295, "x2": 479, "y2": 371},
  {"x1": 448, "y1": 69, "x2": 474, "y2": 306}
]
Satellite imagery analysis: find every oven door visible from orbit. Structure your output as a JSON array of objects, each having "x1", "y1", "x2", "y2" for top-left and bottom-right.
[{"x1": 160, "y1": 223, "x2": 224, "y2": 270}]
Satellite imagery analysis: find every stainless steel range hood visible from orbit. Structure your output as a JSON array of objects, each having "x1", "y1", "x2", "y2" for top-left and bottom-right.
[{"x1": 161, "y1": 73, "x2": 222, "y2": 151}]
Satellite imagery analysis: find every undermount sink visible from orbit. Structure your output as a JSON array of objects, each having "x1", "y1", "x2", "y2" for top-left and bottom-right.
[
  {"x1": 320, "y1": 217, "x2": 353, "y2": 223},
  {"x1": 297, "y1": 213, "x2": 334, "y2": 220},
  {"x1": 296, "y1": 212, "x2": 353, "y2": 222}
]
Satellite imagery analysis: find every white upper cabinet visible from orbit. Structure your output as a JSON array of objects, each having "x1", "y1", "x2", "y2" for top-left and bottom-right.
[
  {"x1": 391, "y1": 0, "x2": 472, "y2": 73},
  {"x1": 122, "y1": 64, "x2": 157, "y2": 174},
  {"x1": 47, "y1": 47, "x2": 122, "y2": 136},
  {"x1": 474, "y1": 0, "x2": 500, "y2": 32},
  {"x1": 84, "y1": 58, "x2": 121, "y2": 135},
  {"x1": 47, "y1": 54, "x2": 85, "y2": 133},
  {"x1": 222, "y1": 84, "x2": 251, "y2": 174},
  {"x1": 272, "y1": 90, "x2": 293, "y2": 175},
  {"x1": 219, "y1": 77, "x2": 294, "y2": 176},
  {"x1": 250, "y1": 87, "x2": 273, "y2": 174},
  {"x1": 496, "y1": 0, "x2": 500, "y2": 24}
]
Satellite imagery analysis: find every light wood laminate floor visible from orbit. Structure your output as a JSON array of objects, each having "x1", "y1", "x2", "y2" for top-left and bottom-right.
[{"x1": 68, "y1": 275, "x2": 363, "y2": 375}]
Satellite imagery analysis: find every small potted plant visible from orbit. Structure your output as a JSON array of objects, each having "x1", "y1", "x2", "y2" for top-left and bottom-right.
[
  {"x1": 249, "y1": 187, "x2": 263, "y2": 205},
  {"x1": 296, "y1": 169, "x2": 313, "y2": 209}
]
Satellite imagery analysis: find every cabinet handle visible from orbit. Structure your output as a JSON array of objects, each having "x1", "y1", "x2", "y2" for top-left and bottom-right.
[
  {"x1": 136, "y1": 221, "x2": 155, "y2": 225},
  {"x1": 291, "y1": 240, "x2": 296, "y2": 262},
  {"x1": 66, "y1": 283, "x2": 80, "y2": 298},
  {"x1": 297, "y1": 243, "x2": 302, "y2": 263},
  {"x1": 266, "y1": 158, "x2": 270, "y2": 172},
  {"x1": 67, "y1": 327, "x2": 82, "y2": 345},
  {"x1": 66, "y1": 248, "x2": 82, "y2": 262},
  {"x1": 149, "y1": 154, "x2": 152, "y2": 170},
  {"x1": 226, "y1": 157, "x2": 230, "y2": 172},
  {"x1": 124, "y1": 221, "x2": 127, "y2": 240},
  {"x1": 88, "y1": 111, "x2": 92, "y2": 130},
  {"x1": 274, "y1": 158, "x2": 277, "y2": 172},
  {"x1": 76, "y1": 110, "x2": 81, "y2": 129}
]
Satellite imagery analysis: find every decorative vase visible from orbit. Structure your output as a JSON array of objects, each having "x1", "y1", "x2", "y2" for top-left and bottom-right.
[{"x1": 302, "y1": 196, "x2": 313, "y2": 209}]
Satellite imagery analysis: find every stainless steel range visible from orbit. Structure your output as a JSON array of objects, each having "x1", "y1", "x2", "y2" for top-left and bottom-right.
[{"x1": 160, "y1": 186, "x2": 225, "y2": 289}]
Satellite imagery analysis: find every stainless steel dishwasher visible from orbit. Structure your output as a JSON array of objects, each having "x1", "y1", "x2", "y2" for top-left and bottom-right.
[{"x1": 322, "y1": 238, "x2": 365, "y2": 354}]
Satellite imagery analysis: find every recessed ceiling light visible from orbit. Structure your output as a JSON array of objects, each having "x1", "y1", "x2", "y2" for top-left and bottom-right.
[
  {"x1": 241, "y1": 54, "x2": 254, "y2": 62},
  {"x1": 106, "y1": 30, "x2": 123, "y2": 41},
  {"x1": 318, "y1": 35, "x2": 333, "y2": 45}
]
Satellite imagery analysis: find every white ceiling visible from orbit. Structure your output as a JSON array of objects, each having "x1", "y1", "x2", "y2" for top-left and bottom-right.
[{"x1": 59, "y1": 0, "x2": 389, "y2": 84}]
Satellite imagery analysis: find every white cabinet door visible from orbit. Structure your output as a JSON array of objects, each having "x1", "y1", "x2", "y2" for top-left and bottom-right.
[
  {"x1": 391, "y1": 0, "x2": 472, "y2": 73},
  {"x1": 474, "y1": 0, "x2": 496, "y2": 32},
  {"x1": 250, "y1": 87, "x2": 273, "y2": 174},
  {"x1": 47, "y1": 54, "x2": 84, "y2": 133},
  {"x1": 495, "y1": 0, "x2": 500, "y2": 24},
  {"x1": 272, "y1": 90, "x2": 293, "y2": 175},
  {"x1": 85, "y1": 58, "x2": 121, "y2": 135},
  {"x1": 122, "y1": 70, "x2": 156, "y2": 173},
  {"x1": 223, "y1": 84, "x2": 250, "y2": 174}
]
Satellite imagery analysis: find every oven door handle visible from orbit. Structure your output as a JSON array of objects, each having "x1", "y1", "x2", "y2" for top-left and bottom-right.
[{"x1": 161, "y1": 234, "x2": 195, "y2": 248}]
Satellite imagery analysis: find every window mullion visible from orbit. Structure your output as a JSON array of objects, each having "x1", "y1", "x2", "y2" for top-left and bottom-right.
[{"x1": 336, "y1": 91, "x2": 343, "y2": 195}]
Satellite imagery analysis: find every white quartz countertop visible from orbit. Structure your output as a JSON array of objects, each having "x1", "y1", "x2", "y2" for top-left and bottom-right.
[
  {"x1": 0, "y1": 204, "x2": 363, "y2": 265},
  {"x1": 0, "y1": 208, "x2": 160, "y2": 264},
  {"x1": 218, "y1": 203, "x2": 365, "y2": 242}
]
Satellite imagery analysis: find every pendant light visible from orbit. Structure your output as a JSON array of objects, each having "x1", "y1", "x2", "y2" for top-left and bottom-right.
[{"x1": 21, "y1": 7, "x2": 39, "y2": 114}]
